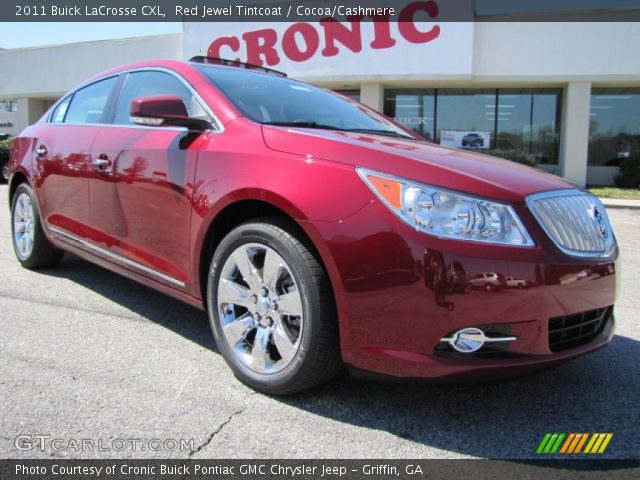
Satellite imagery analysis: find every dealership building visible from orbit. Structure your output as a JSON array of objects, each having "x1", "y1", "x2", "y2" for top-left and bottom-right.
[{"x1": 1, "y1": 20, "x2": 639, "y2": 186}]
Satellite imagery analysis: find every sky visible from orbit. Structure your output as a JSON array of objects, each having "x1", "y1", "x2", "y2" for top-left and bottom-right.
[{"x1": 0, "y1": 22, "x2": 182, "y2": 49}]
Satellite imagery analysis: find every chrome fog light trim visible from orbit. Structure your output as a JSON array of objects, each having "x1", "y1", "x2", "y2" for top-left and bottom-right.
[{"x1": 441, "y1": 328, "x2": 517, "y2": 353}]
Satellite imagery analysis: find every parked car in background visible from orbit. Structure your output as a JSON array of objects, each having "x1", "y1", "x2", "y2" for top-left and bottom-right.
[
  {"x1": 505, "y1": 276, "x2": 529, "y2": 289},
  {"x1": 0, "y1": 135, "x2": 12, "y2": 183},
  {"x1": 7, "y1": 57, "x2": 618, "y2": 394},
  {"x1": 469, "y1": 272, "x2": 507, "y2": 291},
  {"x1": 461, "y1": 132, "x2": 484, "y2": 147}
]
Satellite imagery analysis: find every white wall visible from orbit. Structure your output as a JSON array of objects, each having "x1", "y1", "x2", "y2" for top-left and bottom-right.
[
  {"x1": 473, "y1": 23, "x2": 640, "y2": 81},
  {"x1": 0, "y1": 34, "x2": 182, "y2": 99}
]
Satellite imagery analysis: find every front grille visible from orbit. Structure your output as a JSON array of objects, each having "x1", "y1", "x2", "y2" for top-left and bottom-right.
[
  {"x1": 528, "y1": 191, "x2": 615, "y2": 257},
  {"x1": 548, "y1": 306, "x2": 612, "y2": 352}
]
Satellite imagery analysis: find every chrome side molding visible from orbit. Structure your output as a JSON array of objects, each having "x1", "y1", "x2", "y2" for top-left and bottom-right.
[{"x1": 48, "y1": 226, "x2": 186, "y2": 288}]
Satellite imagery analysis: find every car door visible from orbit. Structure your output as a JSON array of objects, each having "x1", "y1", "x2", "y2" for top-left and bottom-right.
[
  {"x1": 35, "y1": 76, "x2": 118, "y2": 240},
  {"x1": 88, "y1": 69, "x2": 210, "y2": 290}
]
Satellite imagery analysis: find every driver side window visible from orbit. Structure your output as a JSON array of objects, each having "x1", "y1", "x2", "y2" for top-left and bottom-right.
[{"x1": 114, "y1": 71, "x2": 206, "y2": 125}]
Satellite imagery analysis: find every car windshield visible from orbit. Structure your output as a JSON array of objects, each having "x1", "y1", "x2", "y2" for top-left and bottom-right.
[{"x1": 196, "y1": 65, "x2": 415, "y2": 139}]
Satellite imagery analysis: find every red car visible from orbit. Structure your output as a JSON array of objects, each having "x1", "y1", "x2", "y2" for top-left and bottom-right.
[{"x1": 8, "y1": 58, "x2": 618, "y2": 394}]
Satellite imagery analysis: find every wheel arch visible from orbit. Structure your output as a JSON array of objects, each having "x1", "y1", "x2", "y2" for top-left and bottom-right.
[
  {"x1": 8, "y1": 170, "x2": 29, "y2": 205},
  {"x1": 195, "y1": 197, "x2": 347, "y2": 327}
]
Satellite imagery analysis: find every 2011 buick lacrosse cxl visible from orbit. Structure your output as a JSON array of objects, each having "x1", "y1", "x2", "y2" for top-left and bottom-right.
[{"x1": 8, "y1": 57, "x2": 618, "y2": 394}]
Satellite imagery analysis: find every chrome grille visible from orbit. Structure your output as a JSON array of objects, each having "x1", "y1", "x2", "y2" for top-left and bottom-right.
[{"x1": 527, "y1": 190, "x2": 615, "y2": 257}]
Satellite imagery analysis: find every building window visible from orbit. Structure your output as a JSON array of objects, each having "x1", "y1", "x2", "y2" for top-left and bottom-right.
[
  {"x1": 495, "y1": 89, "x2": 561, "y2": 165},
  {"x1": 384, "y1": 88, "x2": 562, "y2": 165},
  {"x1": 437, "y1": 89, "x2": 496, "y2": 148},
  {"x1": 0, "y1": 101, "x2": 18, "y2": 113},
  {"x1": 384, "y1": 89, "x2": 435, "y2": 141},
  {"x1": 588, "y1": 88, "x2": 640, "y2": 166}
]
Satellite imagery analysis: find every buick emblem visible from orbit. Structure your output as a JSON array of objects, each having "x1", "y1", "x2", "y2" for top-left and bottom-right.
[{"x1": 592, "y1": 206, "x2": 607, "y2": 238}]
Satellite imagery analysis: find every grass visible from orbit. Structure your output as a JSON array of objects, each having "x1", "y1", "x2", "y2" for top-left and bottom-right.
[{"x1": 588, "y1": 187, "x2": 640, "y2": 200}]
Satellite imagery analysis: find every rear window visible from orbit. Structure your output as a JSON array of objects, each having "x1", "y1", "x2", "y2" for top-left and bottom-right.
[
  {"x1": 64, "y1": 76, "x2": 117, "y2": 125},
  {"x1": 50, "y1": 97, "x2": 71, "y2": 123}
]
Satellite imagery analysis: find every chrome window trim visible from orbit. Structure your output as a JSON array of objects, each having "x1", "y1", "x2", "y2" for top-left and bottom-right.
[
  {"x1": 49, "y1": 226, "x2": 186, "y2": 288},
  {"x1": 526, "y1": 188, "x2": 616, "y2": 258},
  {"x1": 44, "y1": 122, "x2": 193, "y2": 133},
  {"x1": 47, "y1": 67, "x2": 224, "y2": 134}
]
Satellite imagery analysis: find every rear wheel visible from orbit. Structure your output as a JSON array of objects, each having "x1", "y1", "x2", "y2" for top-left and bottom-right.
[
  {"x1": 11, "y1": 183, "x2": 64, "y2": 269},
  {"x1": 207, "y1": 220, "x2": 342, "y2": 395}
]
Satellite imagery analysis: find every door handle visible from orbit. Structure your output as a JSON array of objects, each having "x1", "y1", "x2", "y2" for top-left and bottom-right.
[
  {"x1": 92, "y1": 155, "x2": 112, "y2": 171},
  {"x1": 36, "y1": 145, "x2": 47, "y2": 158}
]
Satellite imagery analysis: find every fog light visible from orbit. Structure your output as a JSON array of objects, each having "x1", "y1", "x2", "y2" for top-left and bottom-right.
[
  {"x1": 446, "y1": 328, "x2": 486, "y2": 353},
  {"x1": 441, "y1": 328, "x2": 517, "y2": 353}
]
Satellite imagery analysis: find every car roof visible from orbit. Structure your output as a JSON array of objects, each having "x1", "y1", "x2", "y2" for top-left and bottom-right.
[{"x1": 89, "y1": 59, "x2": 284, "y2": 86}]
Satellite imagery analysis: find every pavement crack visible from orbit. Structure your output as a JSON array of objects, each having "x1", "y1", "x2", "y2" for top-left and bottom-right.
[{"x1": 188, "y1": 392, "x2": 255, "y2": 458}]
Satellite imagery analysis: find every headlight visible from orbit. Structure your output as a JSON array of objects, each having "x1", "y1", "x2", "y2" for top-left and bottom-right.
[{"x1": 357, "y1": 168, "x2": 534, "y2": 247}]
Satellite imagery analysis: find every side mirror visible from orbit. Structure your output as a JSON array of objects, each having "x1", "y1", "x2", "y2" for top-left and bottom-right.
[{"x1": 130, "y1": 95, "x2": 210, "y2": 130}]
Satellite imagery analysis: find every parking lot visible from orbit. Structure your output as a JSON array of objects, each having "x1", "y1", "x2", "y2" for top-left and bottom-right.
[{"x1": 0, "y1": 183, "x2": 638, "y2": 459}]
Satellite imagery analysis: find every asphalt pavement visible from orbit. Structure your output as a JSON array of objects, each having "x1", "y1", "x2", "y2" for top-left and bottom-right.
[{"x1": 0, "y1": 184, "x2": 638, "y2": 459}]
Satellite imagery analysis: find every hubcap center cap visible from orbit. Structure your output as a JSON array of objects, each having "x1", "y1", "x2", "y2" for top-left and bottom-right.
[{"x1": 256, "y1": 296, "x2": 270, "y2": 316}]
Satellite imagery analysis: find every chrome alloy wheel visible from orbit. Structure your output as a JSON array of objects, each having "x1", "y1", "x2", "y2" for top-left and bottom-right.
[
  {"x1": 216, "y1": 243, "x2": 304, "y2": 374},
  {"x1": 13, "y1": 192, "x2": 35, "y2": 260}
]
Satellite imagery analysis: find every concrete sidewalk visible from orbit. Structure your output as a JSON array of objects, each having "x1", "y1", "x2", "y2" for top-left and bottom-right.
[{"x1": 601, "y1": 198, "x2": 640, "y2": 210}]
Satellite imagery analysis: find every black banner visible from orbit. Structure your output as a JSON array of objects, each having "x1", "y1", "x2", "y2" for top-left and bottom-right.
[
  {"x1": 3, "y1": 0, "x2": 640, "y2": 22},
  {"x1": 1, "y1": 460, "x2": 640, "y2": 480}
]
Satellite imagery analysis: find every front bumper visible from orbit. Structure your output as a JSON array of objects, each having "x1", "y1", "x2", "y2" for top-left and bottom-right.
[{"x1": 308, "y1": 201, "x2": 618, "y2": 380}]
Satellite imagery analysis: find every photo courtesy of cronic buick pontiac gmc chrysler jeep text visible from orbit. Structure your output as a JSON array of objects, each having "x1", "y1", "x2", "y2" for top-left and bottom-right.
[{"x1": 7, "y1": 58, "x2": 618, "y2": 394}]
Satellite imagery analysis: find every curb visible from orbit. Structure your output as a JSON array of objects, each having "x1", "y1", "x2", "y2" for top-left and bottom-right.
[{"x1": 600, "y1": 199, "x2": 640, "y2": 210}]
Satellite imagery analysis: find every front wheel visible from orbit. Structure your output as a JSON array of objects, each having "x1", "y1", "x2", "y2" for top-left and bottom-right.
[
  {"x1": 11, "y1": 183, "x2": 64, "y2": 269},
  {"x1": 207, "y1": 220, "x2": 342, "y2": 395}
]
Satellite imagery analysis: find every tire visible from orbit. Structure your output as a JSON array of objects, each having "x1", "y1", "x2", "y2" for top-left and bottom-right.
[
  {"x1": 0, "y1": 158, "x2": 8, "y2": 184},
  {"x1": 11, "y1": 183, "x2": 64, "y2": 269},
  {"x1": 485, "y1": 284, "x2": 494, "y2": 292},
  {"x1": 207, "y1": 219, "x2": 342, "y2": 395}
]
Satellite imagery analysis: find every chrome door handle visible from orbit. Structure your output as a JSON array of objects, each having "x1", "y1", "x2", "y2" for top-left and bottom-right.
[
  {"x1": 91, "y1": 155, "x2": 113, "y2": 172},
  {"x1": 91, "y1": 157, "x2": 111, "y2": 167}
]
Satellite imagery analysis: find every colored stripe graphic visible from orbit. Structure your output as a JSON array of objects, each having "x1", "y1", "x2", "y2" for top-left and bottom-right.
[
  {"x1": 584, "y1": 433, "x2": 614, "y2": 454},
  {"x1": 597, "y1": 433, "x2": 613, "y2": 453},
  {"x1": 560, "y1": 434, "x2": 575, "y2": 453},
  {"x1": 537, "y1": 433, "x2": 552, "y2": 454},
  {"x1": 537, "y1": 433, "x2": 565, "y2": 454},
  {"x1": 537, "y1": 433, "x2": 612, "y2": 454},
  {"x1": 550, "y1": 434, "x2": 566, "y2": 453},
  {"x1": 575, "y1": 433, "x2": 589, "y2": 453}
]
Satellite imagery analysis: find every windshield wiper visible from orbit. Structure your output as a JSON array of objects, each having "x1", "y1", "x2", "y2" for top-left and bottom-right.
[
  {"x1": 263, "y1": 121, "x2": 347, "y2": 131},
  {"x1": 345, "y1": 128, "x2": 414, "y2": 139},
  {"x1": 263, "y1": 122, "x2": 414, "y2": 140}
]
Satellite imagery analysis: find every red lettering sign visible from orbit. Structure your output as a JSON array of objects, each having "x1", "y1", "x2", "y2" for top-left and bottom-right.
[{"x1": 206, "y1": 1, "x2": 441, "y2": 67}]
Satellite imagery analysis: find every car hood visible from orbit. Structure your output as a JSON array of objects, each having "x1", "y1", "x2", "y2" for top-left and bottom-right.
[{"x1": 261, "y1": 125, "x2": 573, "y2": 204}]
